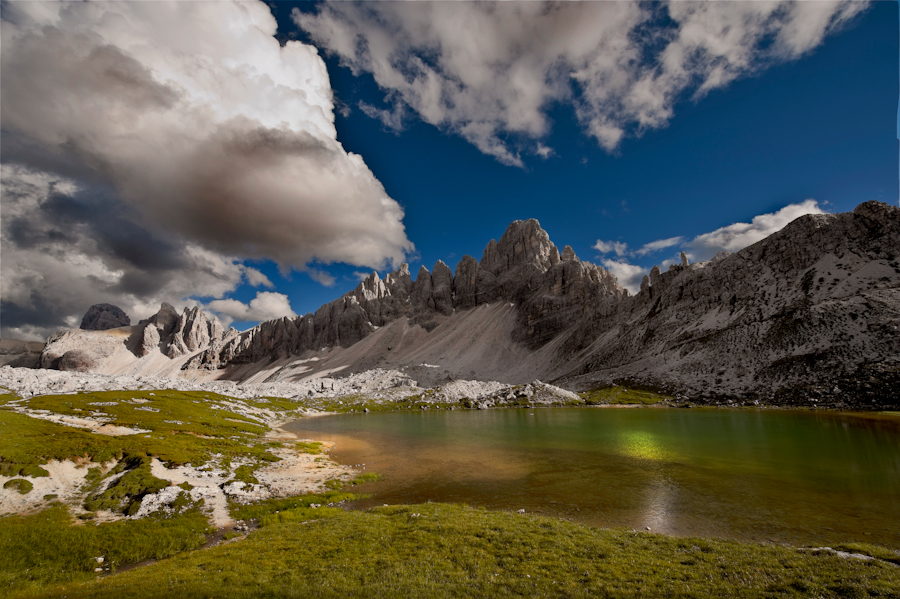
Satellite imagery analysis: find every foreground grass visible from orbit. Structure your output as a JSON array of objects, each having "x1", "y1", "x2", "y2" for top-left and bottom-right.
[
  {"x1": 1, "y1": 504, "x2": 211, "y2": 595},
  {"x1": 12, "y1": 503, "x2": 900, "y2": 599}
]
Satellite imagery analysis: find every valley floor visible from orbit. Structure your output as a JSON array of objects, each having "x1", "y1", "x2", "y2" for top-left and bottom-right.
[{"x1": 1, "y1": 366, "x2": 898, "y2": 598}]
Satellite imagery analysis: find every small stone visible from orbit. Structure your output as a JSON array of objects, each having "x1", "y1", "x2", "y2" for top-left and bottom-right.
[
  {"x1": 644, "y1": 526, "x2": 651, "y2": 531},
  {"x1": 94, "y1": 556, "x2": 104, "y2": 564},
  {"x1": 517, "y1": 509, "x2": 526, "y2": 514}
]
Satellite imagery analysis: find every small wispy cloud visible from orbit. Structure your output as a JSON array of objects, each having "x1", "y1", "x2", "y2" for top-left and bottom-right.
[
  {"x1": 359, "y1": 101, "x2": 407, "y2": 132},
  {"x1": 242, "y1": 266, "x2": 273, "y2": 288},
  {"x1": 634, "y1": 236, "x2": 685, "y2": 257},
  {"x1": 593, "y1": 239, "x2": 629, "y2": 256},
  {"x1": 308, "y1": 268, "x2": 336, "y2": 287},
  {"x1": 534, "y1": 143, "x2": 555, "y2": 159}
]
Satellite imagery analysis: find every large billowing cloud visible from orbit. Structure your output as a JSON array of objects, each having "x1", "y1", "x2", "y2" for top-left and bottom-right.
[
  {"x1": 1, "y1": 1, "x2": 413, "y2": 340},
  {"x1": 296, "y1": 1, "x2": 866, "y2": 165},
  {"x1": 0, "y1": 165, "x2": 272, "y2": 339},
  {"x1": 594, "y1": 200, "x2": 827, "y2": 293}
]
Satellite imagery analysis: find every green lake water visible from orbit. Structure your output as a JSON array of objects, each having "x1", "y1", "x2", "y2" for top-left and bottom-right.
[{"x1": 285, "y1": 408, "x2": 900, "y2": 547}]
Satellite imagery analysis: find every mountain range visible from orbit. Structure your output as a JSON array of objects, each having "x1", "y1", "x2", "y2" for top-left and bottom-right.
[{"x1": 30, "y1": 201, "x2": 900, "y2": 409}]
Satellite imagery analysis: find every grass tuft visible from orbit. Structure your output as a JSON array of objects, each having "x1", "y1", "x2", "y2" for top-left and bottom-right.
[
  {"x1": 294, "y1": 441, "x2": 323, "y2": 454},
  {"x1": 83, "y1": 452, "x2": 170, "y2": 516},
  {"x1": 3, "y1": 478, "x2": 33, "y2": 494}
]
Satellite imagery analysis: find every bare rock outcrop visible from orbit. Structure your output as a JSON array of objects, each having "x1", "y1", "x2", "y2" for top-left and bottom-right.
[
  {"x1": 80, "y1": 304, "x2": 130, "y2": 331},
  {"x1": 40, "y1": 328, "x2": 132, "y2": 372},
  {"x1": 139, "y1": 324, "x2": 160, "y2": 357}
]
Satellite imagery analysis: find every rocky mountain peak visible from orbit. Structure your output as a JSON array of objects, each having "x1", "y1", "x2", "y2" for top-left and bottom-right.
[
  {"x1": 80, "y1": 304, "x2": 130, "y2": 331},
  {"x1": 480, "y1": 218, "x2": 555, "y2": 277}
]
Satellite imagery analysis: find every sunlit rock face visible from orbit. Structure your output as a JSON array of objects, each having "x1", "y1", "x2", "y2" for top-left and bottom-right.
[{"x1": 34, "y1": 202, "x2": 900, "y2": 409}]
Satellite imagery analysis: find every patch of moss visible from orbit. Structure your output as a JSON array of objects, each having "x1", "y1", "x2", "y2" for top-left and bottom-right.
[
  {"x1": 43, "y1": 494, "x2": 58, "y2": 501},
  {"x1": 19, "y1": 463, "x2": 50, "y2": 478},
  {"x1": 349, "y1": 472, "x2": 380, "y2": 485},
  {"x1": 232, "y1": 464, "x2": 259, "y2": 486},
  {"x1": 324, "y1": 472, "x2": 380, "y2": 491},
  {"x1": 169, "y1": 491, "x2": 201, "y2": 513},
  {"x1": 3, "y1": 478, "x2": 33, "y2": 494},
  {"x1": 294, "y1": 441, "x2": 323, "y2": 454},
  {"x1": 0, "y1": 390, "x2": 283, "y2": 480},
  {"x1": 229, "y1": 490, "x2": 359, "y2": 522},
  {"x1": 579, "y1": 386, "x2": 671, "y2": 405}
]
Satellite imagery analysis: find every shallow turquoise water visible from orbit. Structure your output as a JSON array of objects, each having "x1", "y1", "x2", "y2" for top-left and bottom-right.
[{"x1": 286, "y1": 408, "x2": 900, "y2": 547}]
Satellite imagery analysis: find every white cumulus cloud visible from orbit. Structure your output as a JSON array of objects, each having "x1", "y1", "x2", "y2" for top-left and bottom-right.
[
  {"x1": 296, "y1": 1, "x2": 866, "y2": 164},
  {"x1": 597, "y1": 199, "x2": 827, "y2": 294},
  {"x1": 1, "y1": 0, "x2": 414, "y2": 338},
  {"x1": 1, "y1": 0, "x2": 413, "y2": 269},
  {"x1": 0, "y1": 164, "x2": 263, "y2": 340},
  {"x1": 600, "y1": 259, "x2": 648, "y2": 295}
]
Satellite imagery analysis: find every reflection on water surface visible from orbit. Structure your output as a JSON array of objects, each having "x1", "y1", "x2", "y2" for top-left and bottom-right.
[{"x1": 285, "y1": 408, "x2": 900, "y2": 547}]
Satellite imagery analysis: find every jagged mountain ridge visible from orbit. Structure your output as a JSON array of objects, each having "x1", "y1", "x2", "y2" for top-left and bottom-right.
[
  {"x1": 185, "y1": 218, "x2": 625, "y2": 370},
  {"x1": 36, "y1": 201, "x2": 900, "y2": 408}
]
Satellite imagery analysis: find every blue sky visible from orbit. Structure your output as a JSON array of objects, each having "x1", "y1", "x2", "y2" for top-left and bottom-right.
[
  {"x1": 239, "y1": 0, "x2": 898, "y2": 322},
  {"x1": 1, "y1": 1, "x2": 897, "y2": 339}
]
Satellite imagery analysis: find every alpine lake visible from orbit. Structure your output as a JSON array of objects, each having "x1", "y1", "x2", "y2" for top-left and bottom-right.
[{"x1": 286, "y1": 407, "x2": 900, "y2": 549}]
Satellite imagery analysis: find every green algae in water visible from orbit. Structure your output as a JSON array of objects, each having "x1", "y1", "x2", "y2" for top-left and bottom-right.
[{"x1": 287, "y1": 408, "x2": 900, "y2": 548}]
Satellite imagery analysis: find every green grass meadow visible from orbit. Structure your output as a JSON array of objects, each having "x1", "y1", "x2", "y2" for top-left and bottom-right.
[{"x1": 7, "y1": 503, "x2": 899, "y2": 599}]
